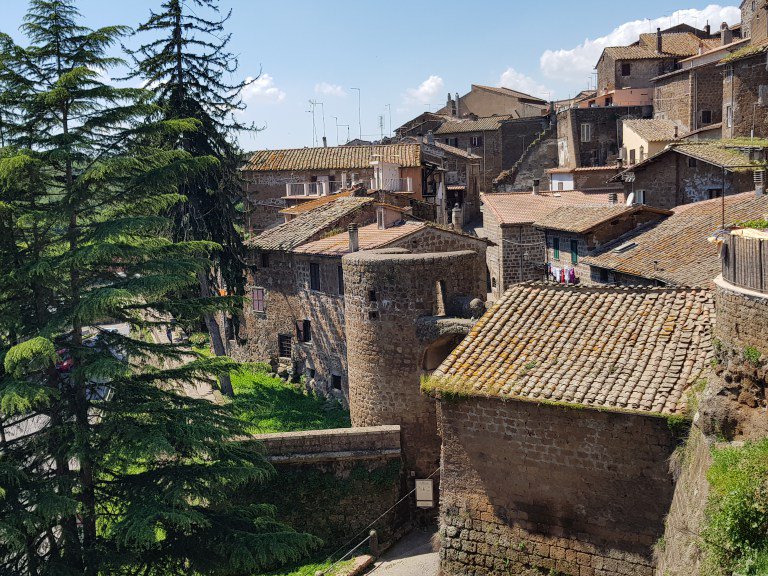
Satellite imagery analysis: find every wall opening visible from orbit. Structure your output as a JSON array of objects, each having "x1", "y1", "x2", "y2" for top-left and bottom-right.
[{"x1": 422, "y1": 333, "x2": 466, "y2": 372}]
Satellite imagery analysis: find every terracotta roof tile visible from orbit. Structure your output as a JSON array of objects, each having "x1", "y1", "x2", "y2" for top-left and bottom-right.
[
  {"x1": 471, "y1": 84, "x2": 547, "y2": 103},
  {"x1": 427, "y1": 283, "x2": 713, "y2": 416},
  {"x1": 533, "y1": 205, "x2": 671, "y2": 234},
  {"x1": 624, "y1": 119, "x2": 681, "y2": 142},
  {"x1": 602, "y1": 46, "x2": 670, "y2": 61},
  {"x1": 247, "y1": 197, "x2": 373, "y2": 251},
  {"x1": 242, "y1": 144, "x2": 421, "y2": 171},
  {"x1": 638, "y1": 32, "x2": 717, "y2": 57},
  {"x1": 481, "y1": 191, "x2": 617, "y2": 225},
  {"x1": 294, "y1": 221, "x2": 425, "y2": 256},
  {"x1": 435, "y1": 116, "x2": 514, "y2": 134},
  {"x1": 279, "y1": 191, "x2": 353, "y2": 215},
  {"x1": 582, "y1": 192, "x2": 768, "y2": 286}
]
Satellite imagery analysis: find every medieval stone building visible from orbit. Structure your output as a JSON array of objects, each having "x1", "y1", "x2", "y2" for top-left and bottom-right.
[{"x1": 425, "y1": 283, "x2": 714, "y2": 576}]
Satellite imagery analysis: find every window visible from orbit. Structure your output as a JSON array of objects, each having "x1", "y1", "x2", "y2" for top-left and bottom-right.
[
  {"x1": 278, "y1": 334, "x2": 292, "y2": 358},
  {"x1": 629, "y1": 149, "x2": 636, "y2": 165},
  {"x1": 331, "y1": 374, "x2": 342, "y2": 390},
  {"x1": 580, "y1": 123, "x2": 592, "y2": 143},
  {"x1": 444, "y1": 137, "x2": 458, "y2": 147},
  {"x1": 599, "y1": 268, "x2": 609, "y2": 283},
  {"x1": 688, "y1": 157, "x2": 698, "y2": 168},
  {"x1": 726, "y1": 105, "x2": 733, "y2": 128},
  {"x1": 605, "y1": 96, "x2": 613, "y2": 106},
  {"x1": 308, "y1": 368, "x2": 316, "y2": 379},
  {"x1": 470, "y1": 135, "x2": 483, "y2": 147},
  {"x1": 557, "y1": 181, "x2": 564, "y2": 191},
  {"x1": 369, "y1": 289, "x2": 377, "y2": 302},
  {"x1": 701, "y1": 110, "x2": 712, "y2": 124},
  {"x1": 337, "y1": 265, "x2": 344, "y2": 295},
  {"x1": 260, "y1": 252, "x2": 270, "y2": 268},
  {"x1": 634, "y1": 190, "x2": 646, "y2": 204},
  {"x1": 621, "y1": 62, "x2": 631, "y2": 77},
  {"x1": 639, "y1": 145, "x2": 645, "y2": 162},
  {"x1": 708, "y1": 188, "x2": 723, "y2": 199},
  {"x1": 252, "y1": 288, "x2": 265, "y2": 313},
  {"x1": 553, "y1": 237, "x2": 560, "y2": 260},
  {"x1": 570, "y1": 239, "x2": 579, "y2": 265},
  {"x1": 309, "y1": 262, "x2": 321, "y2": 291},
  {"x1": 296, "y1": 319, "x2": 311, "y2": 343}
]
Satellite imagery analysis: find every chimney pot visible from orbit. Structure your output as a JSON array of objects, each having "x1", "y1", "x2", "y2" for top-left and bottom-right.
[
  {"x1": 656, "y1": 28, "x2": 663, "y2": 53},
  {"x1": 348, "y1": 224, "x2": 359, "y2": 252},
  {"x1": 532, "y1": 179, "x2": 541, "y2": 195},
  {"x1": 322, "y1": 136, "x2": 327, "y2": 147}
]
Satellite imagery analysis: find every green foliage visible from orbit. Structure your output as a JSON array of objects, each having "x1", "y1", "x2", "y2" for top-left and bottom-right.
[
  {"x1": 735, "y1": 220, "x2": 768, "y2": 230},
  {"x1": 0, "y1": 2, "x2": 317, "y2": 573},
  {"x1": 666, "y1": 413, "x2": 692, "y2": 440},
  {"x1": 701, "y1": 439, "x2": 768, "y2": 576},
  {"x1": 232, "y1": 366, "x2": 350, "y2": 434},
  {"x1": 744, "y1": 346, "x2": 762, "y2": 366}
]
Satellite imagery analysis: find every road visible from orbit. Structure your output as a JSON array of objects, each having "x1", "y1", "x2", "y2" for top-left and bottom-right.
[{"x1": 365, "y1": 528, "x2": 439, "y2": 576}]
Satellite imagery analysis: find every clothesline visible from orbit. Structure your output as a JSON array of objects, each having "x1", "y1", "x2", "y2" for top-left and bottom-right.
[{"x1": 547, "y1": 262, "x2": 578, "y2": 284}]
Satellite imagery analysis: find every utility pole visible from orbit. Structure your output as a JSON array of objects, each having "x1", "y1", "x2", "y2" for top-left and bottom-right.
[{"x1": 351, "y1": 87, "x2": 361, "y2": 139}]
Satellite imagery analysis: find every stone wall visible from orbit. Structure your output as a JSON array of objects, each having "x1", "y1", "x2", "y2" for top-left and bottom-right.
[
  {"x1": 623, "y1": 151, "x2": 754, "y2": 209},
  {"x1": 558, "y1": 106, "x2": 649, "y2": 168},
  {"x1": 438, "y1": 129, "x2": 502, "y2": 193},
  {"x1": 597, "y1": 55, "x2": 674, "y2": 95},
  {"x1": 544, "y1": 231, "x2": 592, "y2": 282},
  {"x1": 500, "y1": 117, "x2": 550, "y2": 169},
  {"x1": 654, "y1": 64, "x2": 723, "y2": 134},
  {"x1": 343, "y1": 249, "x2": 485, "y2": 478},
  {"x1": 245, "y1": 426, "x2": 403, "y2": 551},
  {"x1": 437, "y1": 397, "x2": 680, "y2": 576},
  {"x1": 723, "y1": 52, "x2": 768, "y2": 139}
]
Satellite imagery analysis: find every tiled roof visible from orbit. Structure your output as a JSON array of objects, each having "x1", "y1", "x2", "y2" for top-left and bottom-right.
[
  {"x1": 471, "y1": 84, "x2": 547, "y2": 103},
  {"x1": 279, "y1": 190, "x2": 353, "y2": 215},
  {"x1": 294, "y1": 221, "x2": 425, "y2": 256},
  {"x1": 582, "y1": 192, "x2": 768, "y2": 286},
  {"x1": 242, "y1": 144, "x2": 422, "y2": 171},
  {"x1": 533, "y1": 204, "x2": 671, "y2": 234},
  {"x1": 719, "y1": 38, "x2": 768, "y2": 64},
  {"x1": 248, "y1": 197, "x2": 373, "y2": 251},
  {"x1": 624, "y1": 119, "x2": 680, "y2": 142},
  {"x1": 638, "y1": 32, "x2": 719, "y2": 57},
  {"x1": 601, "y1": 46, "x2": 670, "y2": 61},
  {"x1": 612, "y1": 141, "x2": 766, "y2": 181},
  {"x1": 547, "y1": 165, "x2": 621, "y2": 174},
  {"x1": 435, "y1": 116, "x2": 514, "y2": 134},
  {"x1": 481, "y1": 191, "x2": 617, "y2": 225},
  {"x1": 425, "y1": 283, "x2": 714, "y2": 416},
  {"x1": 429, "y1": 140, "x2": 482, "y2": 159}
]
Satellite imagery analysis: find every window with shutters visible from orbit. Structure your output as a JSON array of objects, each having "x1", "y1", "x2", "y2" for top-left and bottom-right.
[
  {"x1": 309, "y1": 262, "x2": 321, "y2": 291},
  {"x1": 580, "y1": 123, "x2": 592, "y2": 143},
  {"x1": 553, "y1": 237, "x2": 560, "y2": 260},
  {"x1": 570, "y1": 239, "x2": 579, "y2": 265},
  {"x1": 296, "y1": 319, "x2": 311, "y2": 343},
  {"x1": 252, "y1": 288, "x2": 265, "y2": 313}
]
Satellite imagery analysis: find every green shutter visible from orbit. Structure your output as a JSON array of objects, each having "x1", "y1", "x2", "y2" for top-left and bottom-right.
[
  {"x1": 553, "y1": 237, "x2": 560, "y2": 260},
  {"x1": 571, "y1": 239, "x2": 578, "y2": 264}
]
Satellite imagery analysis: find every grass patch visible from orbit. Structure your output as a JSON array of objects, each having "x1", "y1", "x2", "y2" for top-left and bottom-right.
[
  {"x1": 701, "y1": 439, "x2": 768, "y2": 576},
  {"x1": 260, "y1": 558, "x2": 353, "y2": 576},
  {"x1": 232, "y1": 365, "x2": 350, "y2": 434}
]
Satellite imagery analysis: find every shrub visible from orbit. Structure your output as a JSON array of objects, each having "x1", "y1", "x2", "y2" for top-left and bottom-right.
[
  {"x1": 701, "y1": 439, "x2": 768, "y2": 576},
  {"x1": 744, "y1": 346, "x2": 761, "y2": 367}
]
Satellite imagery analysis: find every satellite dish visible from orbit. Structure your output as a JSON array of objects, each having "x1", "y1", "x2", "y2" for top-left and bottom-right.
[{"x1": 626, "y1": 192, "x2": 635, "y2": 206}]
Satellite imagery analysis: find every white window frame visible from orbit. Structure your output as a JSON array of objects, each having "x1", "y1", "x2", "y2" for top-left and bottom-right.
[
  {"x1": 580, "y1": 123, "x2": 592, "y2": 143},
  {"x1": 634, "y1": 190, "x2": 645, "y2": 205}
]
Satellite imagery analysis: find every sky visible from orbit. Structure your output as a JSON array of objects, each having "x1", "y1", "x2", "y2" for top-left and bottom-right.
[{"x1": 0, "y1": 1, "x2": 741, "y2": 150}]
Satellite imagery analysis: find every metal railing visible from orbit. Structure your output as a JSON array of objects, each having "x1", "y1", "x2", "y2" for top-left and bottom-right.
[
  {"x1": 285, "y1": 181, "x2": 346, "y2": 197},
  {"x1": 370, "y1": 177, "x2": 413, "y2": 192}
]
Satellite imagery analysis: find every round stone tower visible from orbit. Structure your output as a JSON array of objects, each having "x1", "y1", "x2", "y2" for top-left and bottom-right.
[
  {"x1": 707, "y1": 230, "x2": 768, "y2": 439},
  {"x1": 342, "y1": 248, "x2": 484, "y2": 478}
]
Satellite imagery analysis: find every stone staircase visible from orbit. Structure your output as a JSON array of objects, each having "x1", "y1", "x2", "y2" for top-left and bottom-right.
[{"x1": 493, "y1": 123, "x2": 556, "y2": 191}]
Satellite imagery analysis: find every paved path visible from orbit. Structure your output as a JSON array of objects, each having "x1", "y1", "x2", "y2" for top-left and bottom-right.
[{"x1": 364, "y1": 528, "x2": 439, "y2": 576}]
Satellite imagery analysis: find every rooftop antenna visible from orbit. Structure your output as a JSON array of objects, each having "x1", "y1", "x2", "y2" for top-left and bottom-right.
[
  {"x1": 378, "y1": 115, "x2": 385, "y2": 140},
  {"x1": 332, "y1": 116, "x2": 341, "y2": 146},
  {"x1": 350, "y1": 87, "x2": 362, "y2": 139},
  {"x1": 306, "y1": 103, "x2": 317, "y2": 146},
  {"x1": 385, "y1": 104, "x2": 392, "y2": 137},
  {"x1": 309, "y1": 100, "x2": 326, "y2": 145}
]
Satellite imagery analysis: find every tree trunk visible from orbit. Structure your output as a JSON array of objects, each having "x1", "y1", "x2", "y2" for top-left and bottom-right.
[{"x1": 197, "y1": 269, "x2": 234, "y2": 397}]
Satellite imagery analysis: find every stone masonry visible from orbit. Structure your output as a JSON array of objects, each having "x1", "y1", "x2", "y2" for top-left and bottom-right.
[
  {"x1": 343, "y1": 249, "x2": 485, "y2": 479},
  {"x1": 437, "y1": 398, "x2": 679, "y2": 576}
]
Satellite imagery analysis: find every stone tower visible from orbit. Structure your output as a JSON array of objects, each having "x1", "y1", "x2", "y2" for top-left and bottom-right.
[{"x1": 342, "y1": 248, "x2": 485, "y2": 478}]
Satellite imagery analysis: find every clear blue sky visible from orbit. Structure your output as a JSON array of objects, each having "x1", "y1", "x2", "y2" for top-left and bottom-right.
[{"x1": 1, "y1": 1, "x2": 740, "y2": 150}]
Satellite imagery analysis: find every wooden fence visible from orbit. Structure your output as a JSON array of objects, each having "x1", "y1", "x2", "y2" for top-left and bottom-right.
[{"x1": 722, "y1": 233, "x2": 768, "y2": 293}]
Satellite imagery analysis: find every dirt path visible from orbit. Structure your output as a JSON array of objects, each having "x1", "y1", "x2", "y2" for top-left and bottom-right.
[{"x1": 365, "y1": 528, "x2": 439, "y2": 576}]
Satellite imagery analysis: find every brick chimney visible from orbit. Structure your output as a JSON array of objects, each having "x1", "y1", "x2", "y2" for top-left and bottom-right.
[
  {"x1": 656, "y1": 28, "x2": 663, "y2": 53},
  {"x1": 704, "y1": 22, "x2": 711, "y2": 36},
  {"x1": 348, "y1": 224, "x2": 359, "y2": 252},
  {"x1": 532, "y1": 179, "x2": 541, "y2": 195}
]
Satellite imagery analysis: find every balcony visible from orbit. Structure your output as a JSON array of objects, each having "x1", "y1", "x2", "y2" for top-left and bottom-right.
[
  {"x1": 369, "y1": 177, "x2": 413, "y2": 192},
  {"x1": 284, "y1": 181, "x2": 345, "y2": 198}
]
